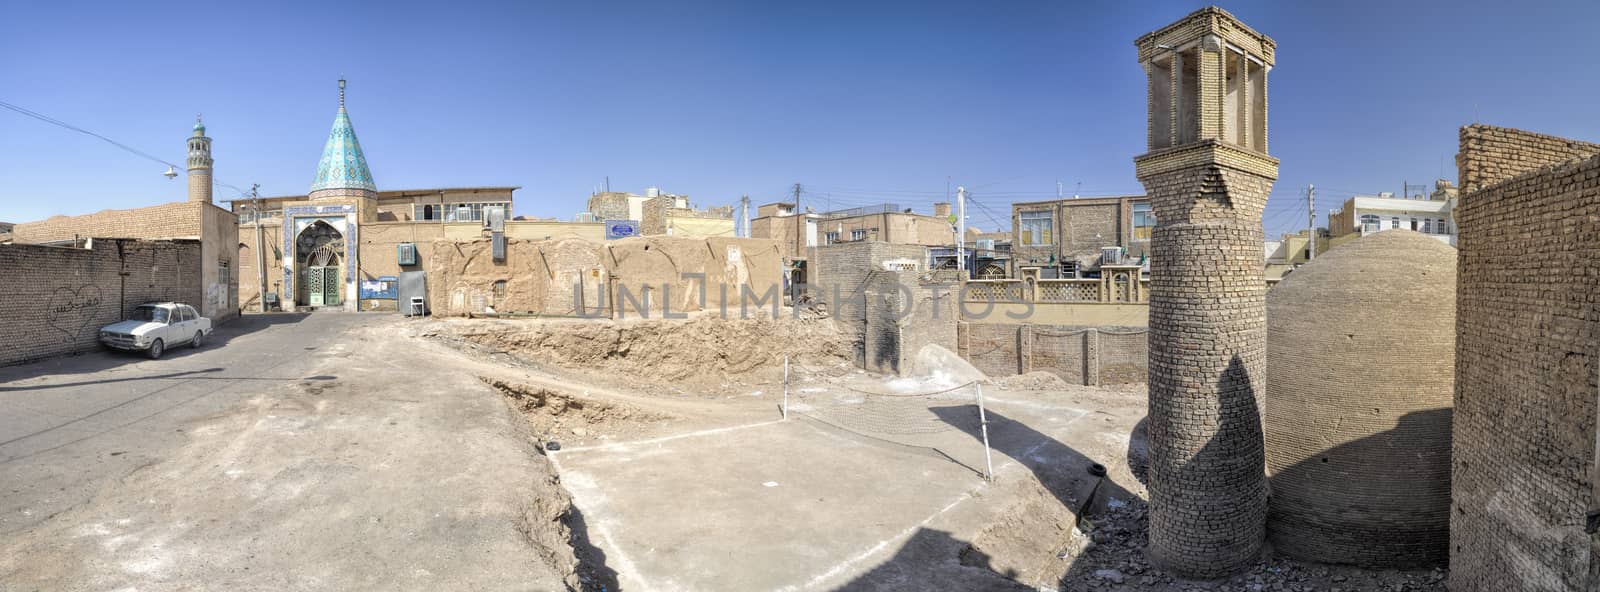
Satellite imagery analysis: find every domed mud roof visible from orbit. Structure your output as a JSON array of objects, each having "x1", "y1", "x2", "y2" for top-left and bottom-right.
[{"x1": 1265, "y1": 230, "x2": 1455, "y2": 567}]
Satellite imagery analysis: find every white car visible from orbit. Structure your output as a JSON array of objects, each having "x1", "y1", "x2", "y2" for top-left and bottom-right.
[{"x1": 99, "y1": 302, "x2": 212, "y2": 359}]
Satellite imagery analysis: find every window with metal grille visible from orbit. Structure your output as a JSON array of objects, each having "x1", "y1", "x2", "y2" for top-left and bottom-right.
[{"x1": 1020, "y1": 210, "x2": 1053, "y2": 246}]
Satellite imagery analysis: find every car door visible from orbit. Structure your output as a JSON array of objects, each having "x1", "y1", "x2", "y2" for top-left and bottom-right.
[
  {"x1": 185, "y1": 306, "x2": 203, "y2": 340},
  {"x1": 173, "y1": 307, "x2": 193, "y2": 344}
]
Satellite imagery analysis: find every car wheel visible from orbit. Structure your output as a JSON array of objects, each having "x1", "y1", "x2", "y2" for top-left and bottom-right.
[
  {"x1": 191, "y1": 331, "x2": 204, "y2": 349},
  {"x1": 147, "y1": 339, "x2": 164, "y2": 360}
]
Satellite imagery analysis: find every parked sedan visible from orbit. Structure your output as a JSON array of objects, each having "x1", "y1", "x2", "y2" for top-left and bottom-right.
[{"x1": 99, "y1": 302, "x2": 212, "y2": 359}]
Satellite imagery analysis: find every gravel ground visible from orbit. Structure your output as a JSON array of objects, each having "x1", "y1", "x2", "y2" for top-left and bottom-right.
[{"x1": 1060, "y1": 498, "x2": 1448, "y2": 592}]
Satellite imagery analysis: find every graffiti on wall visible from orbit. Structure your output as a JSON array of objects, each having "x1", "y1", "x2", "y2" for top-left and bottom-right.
[{"x1": 48, "y1": 284, "x2": 104, "y2": 343}]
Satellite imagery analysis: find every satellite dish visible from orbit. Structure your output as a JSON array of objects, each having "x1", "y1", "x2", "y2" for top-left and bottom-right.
[{"x1": 163, "y1": 165, "x2": 179, "y2": 179}]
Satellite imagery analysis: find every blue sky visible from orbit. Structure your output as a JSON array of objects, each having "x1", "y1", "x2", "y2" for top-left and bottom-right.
[{"x1": 2, "y1": 0, "x2": 1595, "y2": 237}]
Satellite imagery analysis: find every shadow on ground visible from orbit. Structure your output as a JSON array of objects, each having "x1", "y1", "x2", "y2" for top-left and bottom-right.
[{"x1": 832, "y1": 405, "x2": 1138, "y2": 590}]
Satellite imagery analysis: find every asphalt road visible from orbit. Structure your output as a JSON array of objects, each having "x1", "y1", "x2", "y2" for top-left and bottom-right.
[
  {"x1": 0, "y1": 312, "x2": 575, "y2": 591},
  {"x1": 0, "y1": 312, "x2": 361, "y2": 535}
]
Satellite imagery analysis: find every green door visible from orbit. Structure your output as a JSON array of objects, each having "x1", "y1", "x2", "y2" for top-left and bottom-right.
[
  {"x1": 306, "y1": 266, "x2": 341, "y2": 307},
  {"x1": 308, "y1": 266, "x2": 325, "y2": 307},
  {"x1": 322, "y1": 266, "x2": 341, "y2": 306}
]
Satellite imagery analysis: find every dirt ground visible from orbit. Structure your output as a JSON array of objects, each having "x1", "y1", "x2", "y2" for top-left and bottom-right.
[
  {"x1": 2, "y1": 310, "x2": 1446, "y2": 591},
  {"x1": 427, "y1": 314, "x2": 1451, "y2": 592}
]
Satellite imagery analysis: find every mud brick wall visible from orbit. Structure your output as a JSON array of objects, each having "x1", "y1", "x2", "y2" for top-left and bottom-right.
[
  {"x1": 806, "y1": 242, "x2": 929, "y2": 367},
  {"x1": 955, "y1": 323, "x2": 1148, "y2": 386},
  {"x1": 1138, "y1": 160, "x2": 1273, "y2": 577},
  {"x1": 1450, "y1": 135, "x2": 1600, "y2": 591},
  {"x1": 12, "y1": 202, "x2": 203, "y2": 244},
  {"x1": 1456, "y1": 124, "x2": 1600, "y2": 193},
  {"x1": 1264, "y1": 230, "x2": 1456, "y2": 568},
  {"x1": 0, "y1": 239, "x2": 202, "y2": 367}
]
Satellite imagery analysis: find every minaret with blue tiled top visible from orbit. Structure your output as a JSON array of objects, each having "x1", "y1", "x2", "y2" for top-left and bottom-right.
[{"x1": 309, "y1": 78, "x2": 377, "y2": 199}]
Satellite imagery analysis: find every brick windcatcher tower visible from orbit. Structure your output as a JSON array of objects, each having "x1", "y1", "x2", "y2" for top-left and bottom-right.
[
  {"x1": 1132, "y1": 7, "x2": 1278, "y2": 578},
  {"x1": 187, "y1": 115, "x2": 213, "y2": 204}
]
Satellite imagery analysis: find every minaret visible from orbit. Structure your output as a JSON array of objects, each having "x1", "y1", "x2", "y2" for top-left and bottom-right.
[
  {"x1": 1132, "y1": 7, "x2": 1278, "y2": 578},
  {"x1": 309, "y1": 77, "x2": 377, "y2": 201},
  {"x1": 187, "y1": 115, "x2": 213, "y2": 203}
]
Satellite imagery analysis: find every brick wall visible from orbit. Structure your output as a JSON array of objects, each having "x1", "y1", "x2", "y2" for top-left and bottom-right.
[
  {"x1": 1263, "y1": 230, "x2": 1455, "y2": 568},
  {"x1": 955, "y1": 323, "x2": 1148, "y2": 386},
  {"x1": 13, "y1": 202, "x2": 203, "y2": 244},
  {"x1": 1450, "y1": 129, "x2": 1600, "y2": 591},
  {"x1": 0, "y1": 239, "x2": 202, "y2": 367},
  {"x1": 806, "y1": 242, "x2": 929, "y2": 367},
  {"x1": 1456, "y1": 124, "x2": 1600, "y2": 193}
]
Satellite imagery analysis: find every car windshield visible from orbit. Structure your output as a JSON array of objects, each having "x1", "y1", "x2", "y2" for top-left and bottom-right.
[{"x1": 130, "y1": 306, "x2": 170, "y2": 323}]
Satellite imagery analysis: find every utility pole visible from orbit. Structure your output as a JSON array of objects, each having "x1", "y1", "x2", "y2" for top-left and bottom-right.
[
  {"x1": 740, "y1": 194, "x2": 750, "y2": 238},
  {"x1": 1306, "y1": 184, "x2": 1316, "y2": 262},
  {"x1": 252, "y1": 183, "x2": 268, "y2": 313},
  {"x1": 956, "y1": 186, "x2": 968, "y2": 278},
  {"x1": 792, "y1": 183, "x2": 803, "y2": 258}
]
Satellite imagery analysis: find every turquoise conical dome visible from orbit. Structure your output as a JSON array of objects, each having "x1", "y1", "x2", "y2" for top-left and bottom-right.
[{"x1": 310, "y1": 102, "x2": 376, "y2": 193}]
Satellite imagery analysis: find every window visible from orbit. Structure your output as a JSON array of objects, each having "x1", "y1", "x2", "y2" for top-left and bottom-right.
[
  {"x1": 1360, "y1": 214, "x2": 1381, "y2": 233},
  {"x1": 444, "y1": 202, "x2": 511, "y2": 222},
  {"x1": 1132, "y1": 202, "x2": 1155, "y2": 241},
  {"x1": 851, "y1": 229, "x2": 867, "y2": 241},
  {"x1": 1438, "y1": 219, "x2": 1449, "y2": 234},
  {"x1": 493, "y1": 280, "x2": 507, "y2": 308},
  {"x1": 133, "y1": 306, "x2": 170, "y2": 323},
  {"x1": 416, "y1": 204, "x2": 440, "y2": 221},
  {"x1": 1392, "y1": 217, "x2": 1401, "y2": 230},
  {"x1": 1020, "y1": 210, "x2": 1053, "y2": 246},
  {"x1": 1422, "y1": 218, "x2": 1432, "y2": 234},
  {"x1": 824, "y1": 231, "x2": 839, "y2": 244}
]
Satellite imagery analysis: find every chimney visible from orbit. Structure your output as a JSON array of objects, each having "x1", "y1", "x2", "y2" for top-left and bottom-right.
[{"x1": 933, "y1": 202, "x2": 951, "y2": 218}]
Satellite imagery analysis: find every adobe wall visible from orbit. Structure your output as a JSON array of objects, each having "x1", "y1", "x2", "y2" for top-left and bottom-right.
[
  {"x1": 1450, "y1": 129, "x2": 1600, "y2": 591},
  {"x1": 14, "y1": 201, "x2": 238, "y2": 322},
  {"x1": 1456, "y1": 124, "x2": 1600, "y2": 193},
  {"x1": 860, "y1": 271, "x2": 958, "y2": 375},
  {"x1": 429, "y1": 237, "x2": 606, "y2": 316},
  {"x1": 956, "y1": 323, "x2": 1148, "y2": 386},
  {"x1": 0, "y1": 239, "x2": 203, "y2": 367},
  {"x1": 199, "y1": 204, "x2": 240, "y2": 322},
  {"x1": 423, "y1": 235, "x2": 782, "y2": 319},
  {"x1": 805, "y1": 242, "x2": 930, "y2": 367},
  {"x1": 12, "y1": 202, "x2": 202, "y2": 244}
]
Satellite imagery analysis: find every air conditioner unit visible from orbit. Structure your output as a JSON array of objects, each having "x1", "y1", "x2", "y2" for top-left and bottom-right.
[
  {"x1": 976, "y1": 239, "x2": 995, "y2": 251},
  {"x1": 397, "y1": 243, "x2": 418, "y2": 266},
  {"x1": 1101, "y1": 246, "x2": 1123, "y2": 265}
]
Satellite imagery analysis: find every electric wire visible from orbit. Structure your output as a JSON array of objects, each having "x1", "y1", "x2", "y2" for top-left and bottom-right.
[{"x1": 0, "y1": 99, "x2": 251, "y2": 198}]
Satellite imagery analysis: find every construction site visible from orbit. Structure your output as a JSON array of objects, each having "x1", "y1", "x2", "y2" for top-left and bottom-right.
[{"x1": 5, "y1": 5, "x2": 1600, "y2": 592}]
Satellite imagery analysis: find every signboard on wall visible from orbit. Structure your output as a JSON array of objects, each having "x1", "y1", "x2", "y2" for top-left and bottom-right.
[
  {"x1": 360, "y1": 276, "x2": 398, "y2": 299},
  {"x1": 605, "y1": 219, "x2": 639, "y2": 240}
]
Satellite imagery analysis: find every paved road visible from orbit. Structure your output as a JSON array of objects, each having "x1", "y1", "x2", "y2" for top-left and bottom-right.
[
  {"x1": 0, "y1": 313, "x2": 577, "y2": 591},
  {"x1": 0, "y1": 313, "x2": 363, "y2": 534}
]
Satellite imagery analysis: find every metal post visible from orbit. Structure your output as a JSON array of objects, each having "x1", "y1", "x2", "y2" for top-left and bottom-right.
[
  {"x1": 976, "y1": 382, "x2": 994, "y2": 482},
  {"x1": 956, "y1": 186, "x2": 967, "y2": 279},
  {"x1": 782, "y1": 354, "x2": 790, "y2": 420},
  {"x1": 1306, "y1": 184, "x2": 1316, "y2": 261}
]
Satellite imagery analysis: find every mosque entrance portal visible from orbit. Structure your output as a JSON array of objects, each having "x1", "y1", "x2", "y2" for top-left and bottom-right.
[{"x1": 297, "y1": 221, "x2": 345, "y2": 308}]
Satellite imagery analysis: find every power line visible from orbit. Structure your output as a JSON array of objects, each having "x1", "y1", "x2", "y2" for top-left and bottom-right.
[{"x1": 0, "y1": 99, "x2": 250, "y2": 198}]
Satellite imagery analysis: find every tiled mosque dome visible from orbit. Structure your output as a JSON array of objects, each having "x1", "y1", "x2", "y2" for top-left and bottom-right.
[{"x1": 1264, "y1": 230, "x2": 1455, "y2": 567}]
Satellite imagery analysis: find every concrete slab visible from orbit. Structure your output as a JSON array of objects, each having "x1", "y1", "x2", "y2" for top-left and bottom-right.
[{"x1": 553, "y1": 397, "x2": 1093, "y2": 591}]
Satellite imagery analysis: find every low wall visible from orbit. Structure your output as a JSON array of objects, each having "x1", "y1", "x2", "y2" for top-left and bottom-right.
[
  {"x1": 957, "y1": 322, "x2": 1148, "y2": 386},
  {"x1": 0, "y1": 239, "x2": 203, "y2": 367}
]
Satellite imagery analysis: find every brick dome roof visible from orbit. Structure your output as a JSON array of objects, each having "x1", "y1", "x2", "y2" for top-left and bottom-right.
[{"x1": 1264, "y1": 230, "x2": 1455, "y2": 567}]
